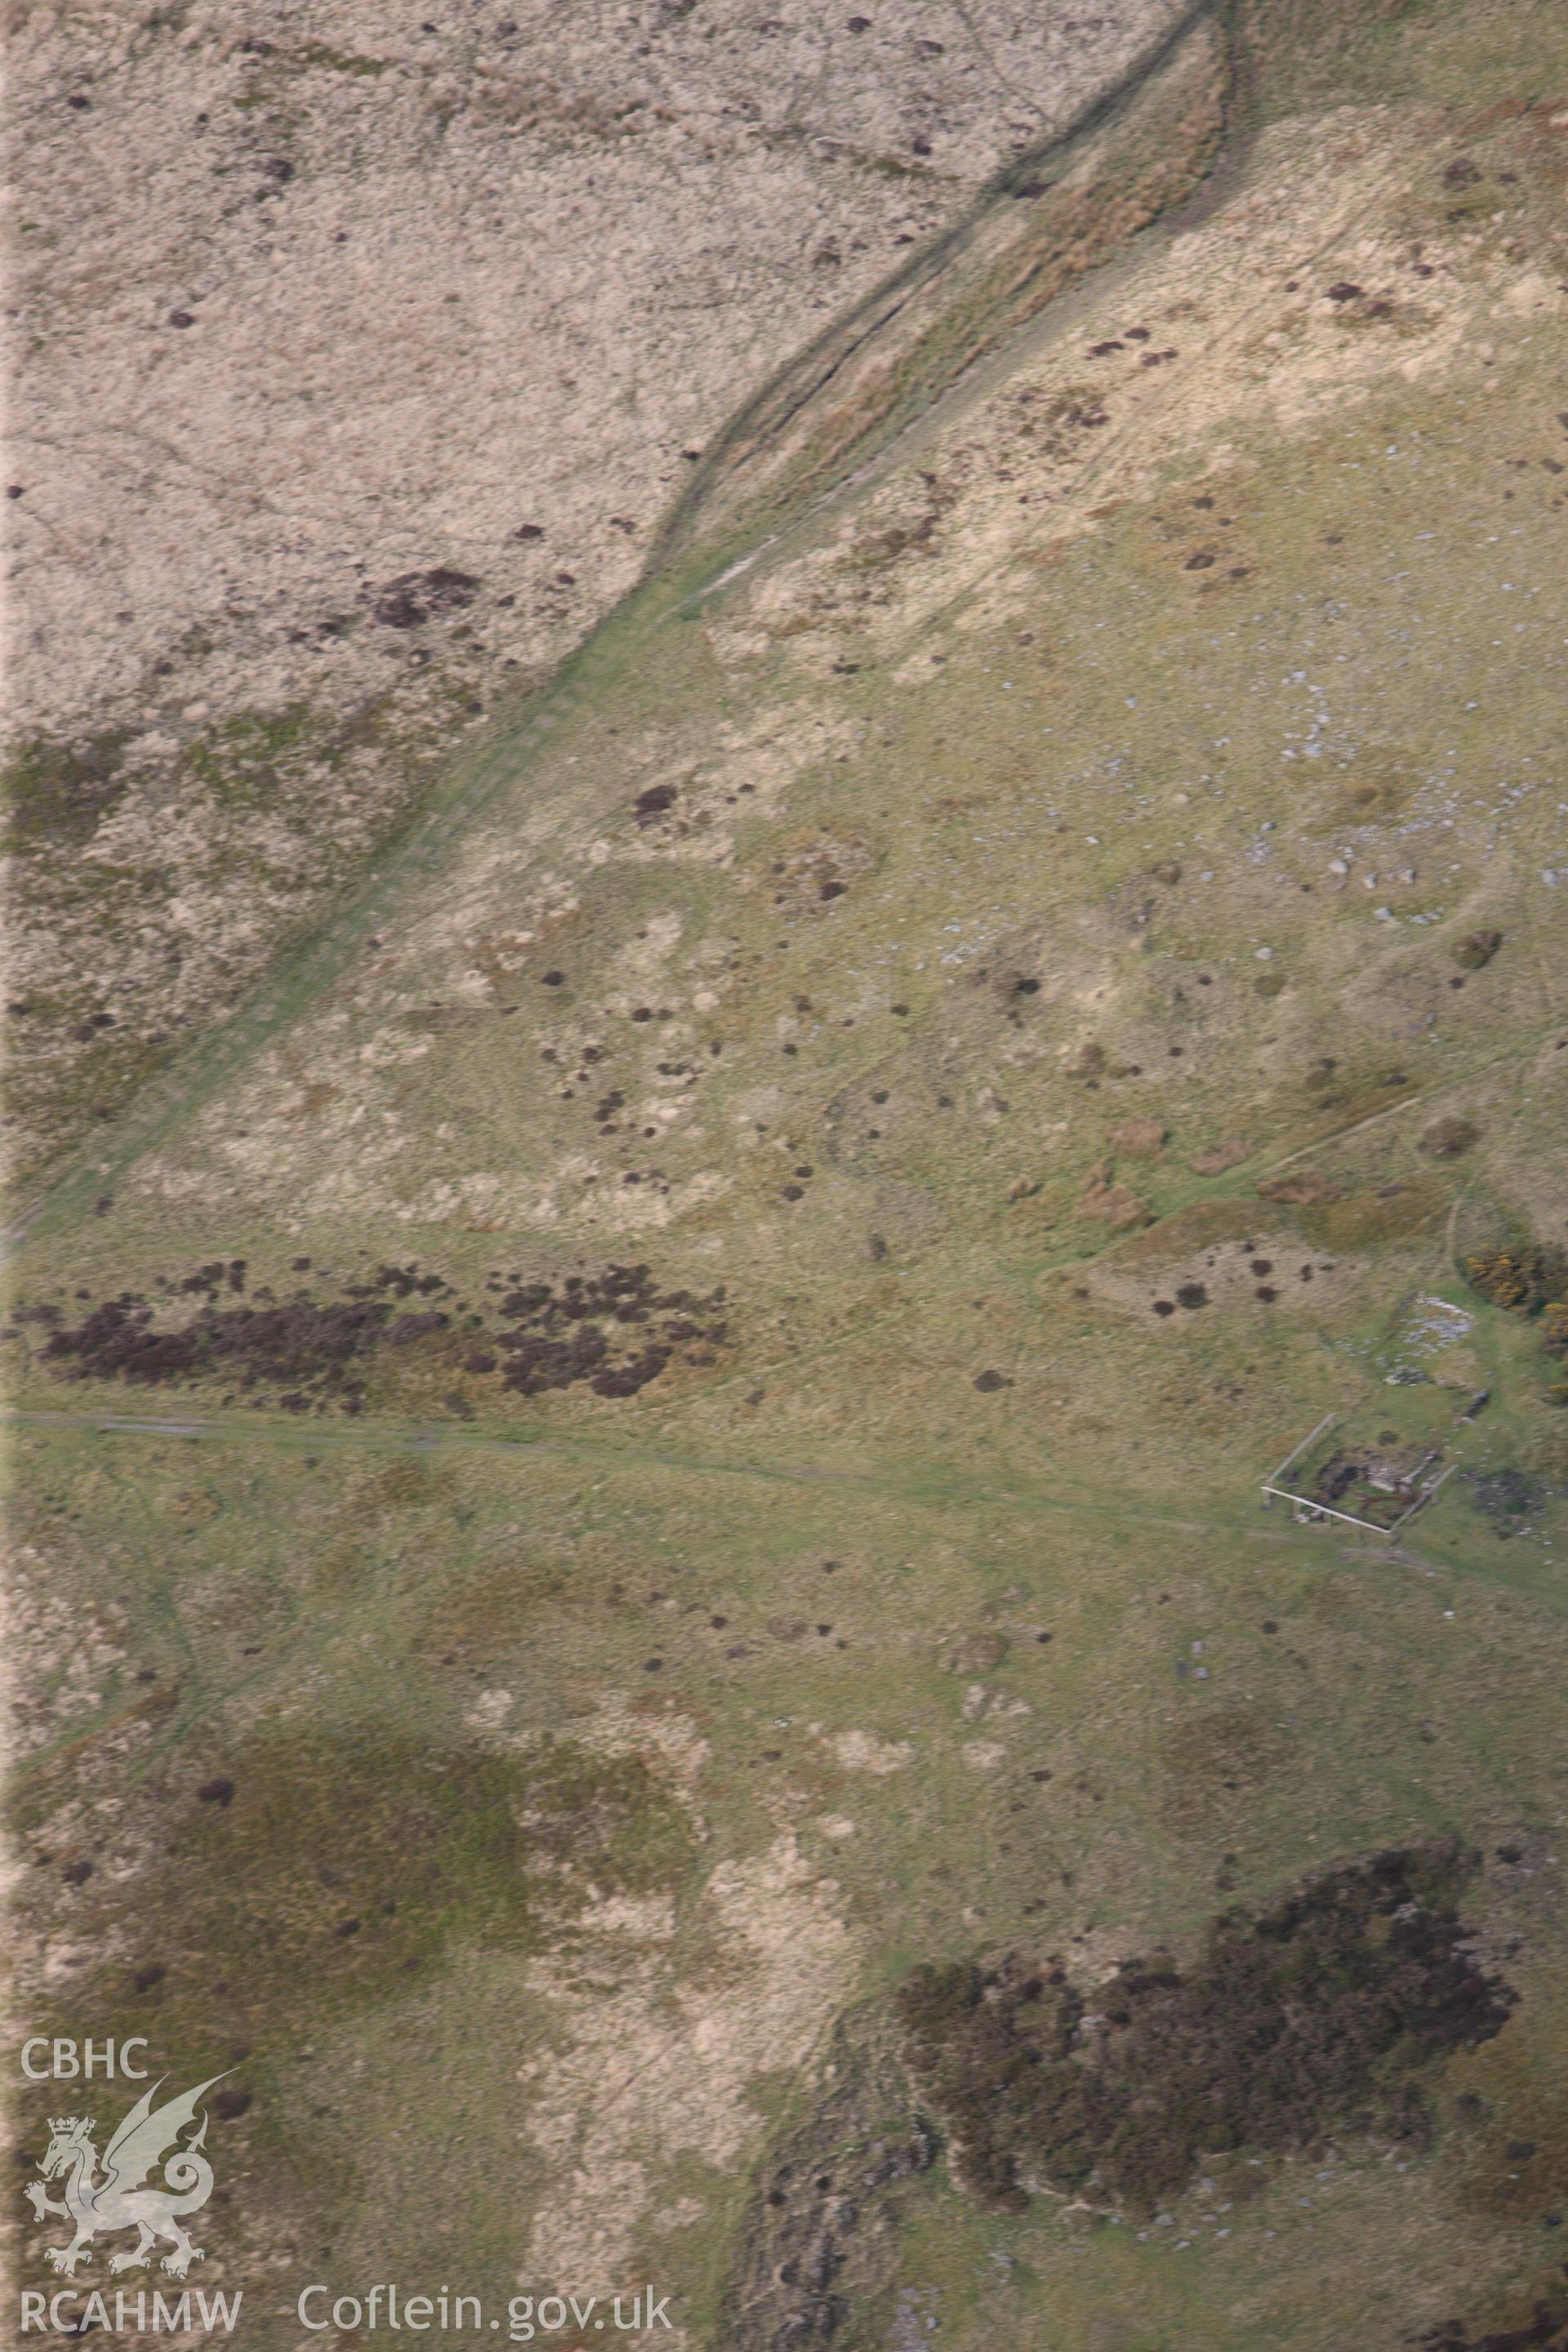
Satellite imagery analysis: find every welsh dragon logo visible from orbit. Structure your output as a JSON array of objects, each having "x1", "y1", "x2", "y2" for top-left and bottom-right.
[{"x1": 24, "y1": 2074, "x2": 227, "y2": 2278}]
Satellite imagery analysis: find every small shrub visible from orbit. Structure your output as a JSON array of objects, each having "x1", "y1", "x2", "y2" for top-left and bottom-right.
[
  {"x1": 1419, "y1": 1116, "x2": 1480, "y2": 1160},
  {"x1": 1540, "y1": 1303, "x2": 1568, "y2": 1359}
]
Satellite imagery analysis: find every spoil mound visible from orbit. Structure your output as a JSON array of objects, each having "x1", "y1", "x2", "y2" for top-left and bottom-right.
[{"x1": 896, "y1": 1841, "x2": 1512, "y2": 2215}]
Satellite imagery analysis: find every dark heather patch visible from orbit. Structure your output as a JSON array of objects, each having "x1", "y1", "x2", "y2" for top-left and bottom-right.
[
  {"x1": 371, "y1": 566, "x2": 480, "y2": 627},
  {"x1": 1415, "y1": 2297, "x2": 1568, "y2": 2351},
  {"x1": 1454, "y1": 928, "x2": 1503, "y2": 970},
  {"x1": 1464, "y1": 1468, "x2": 1553, "y2": 1529},
  {"x1": 633, "y1": 782, "x2": 679, "y2": 825},
  {"x1": 28, "y1": 1258, "x2": 729, "y2": 1408},
  {"x1": 896, "y1": 1841, "x2": 1511, "y2": 2215}
]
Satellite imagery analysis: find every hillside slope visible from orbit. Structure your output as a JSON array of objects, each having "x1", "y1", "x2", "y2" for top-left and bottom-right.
[{"x1": 8, "y1": 3, "x2": 1568, "y2": 2347}]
